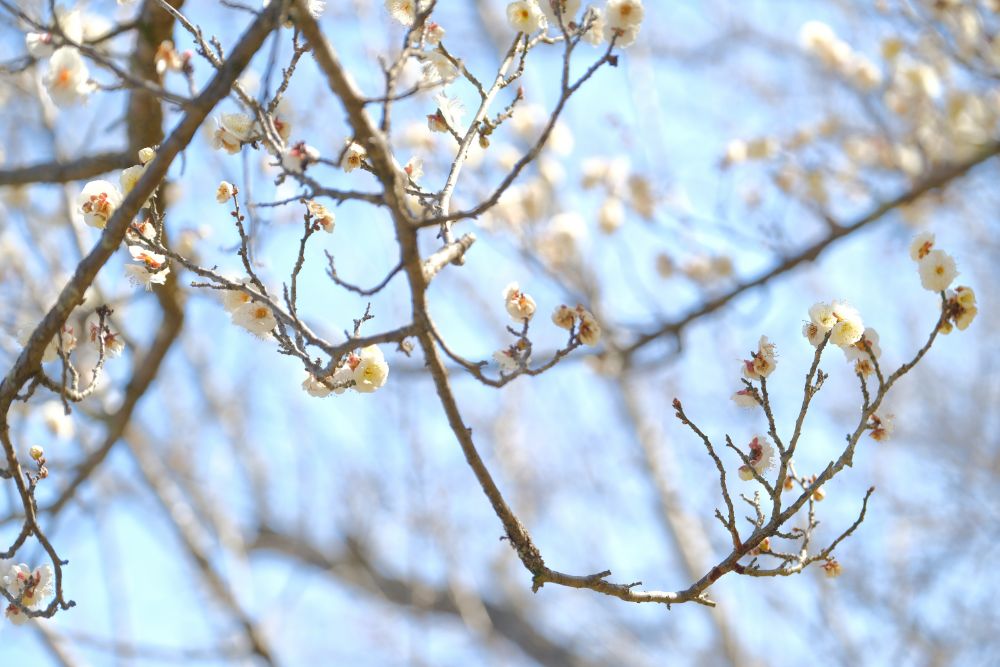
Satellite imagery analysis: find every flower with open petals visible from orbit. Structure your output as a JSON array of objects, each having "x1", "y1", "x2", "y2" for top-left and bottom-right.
[
  {"x1": 78, "y1": 180, "x2": 123, "y2": 229},
  {"x1": 341, "y1": 142, "x2": 367, "y2": 172},
  {"x1": 231, "y1": 301, "x2": 277, "y2": 338},
  {"x1": 44, "y1": 47, "x2": 92, "y2": 107},
  {"x1": 576, "y1": 305, "x2": 601, "y2": 346},
  {"x1": 353, "y1": 345, "x2": 389, "y2": 393},
  {"x1": 504, "y1": 282, "x2": 537, "y2": 322},
  {"x1": 507, "y1": 1, "x2": 547, "y2": 34},
  {"x1": 918, "y1": 249, "x2": 957, "y2": 292},
  {"x1": 212, "y1": 112, "x2": 255, "y2": 154}
]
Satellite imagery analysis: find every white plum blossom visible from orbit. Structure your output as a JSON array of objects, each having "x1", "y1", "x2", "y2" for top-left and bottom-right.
[
  {"x1": 742, "y1": 335, "x2": 776, "y2": 380},
  {"x1": 138, "y1": 146, "x2": 156, "y2": 164},
  {"x1": 918, "y1": 249, "x2": 958, "y2": 292},
  {"x1": 422, "y1": 51, "x2": 459, "y2": 85},
  {"x1": 606, "y1": 0, "x2": 643, "y2": 28},
  {"x1": 307, "y1": 200, "x2": 335, "y2": 233},
  {"x1": 738, "y1": 434, "x2": 775, "y2": 481},
  {"x1": 44, "y1": 47, "x2": 93, "y2": 107},
  {"x1": 731, "y1": 389, "x2": 758, "y2": 408},
  {"x1": 424, "y1": 22, "x2": 445, "y2": 45},
  {"x1": 385, "y1": 0, "x2": 417, "y2": 26},
  {"x1": 119, "y1": 164, "x2": 151, "y2": 208},
  {"x1": 281, "y1": 142, "x2": 319, "y2": 173},
  {"x1": 493, "y1": 347, "x2": 522, "y2": 373},
  {"x1": 581, "y1": 7, "x2": 606, "y2": 46},
  {"x1": 125, "y1": 246, "x2": 170, "y2": 290},
  {"x1": 212, "y1": 113, "x2": 255, "y2": 154},
  {"x1": 576, "y1": 305, "x2": 601, "y2": 346},
  {"x1": 26, "y1": 32, "x2": 55, "y2": 58},
  {"x1": 552, "y1": 304, "x2": 576, "y2": 330},
  {"x1": 352, "y1": 345, "x2": 389, "y2": 393},
  {"x1": 504, "y1": 282, "x2": 537, "y2": 322},
  {"x1": 216, "y1": 181, "x2": 235, "y2": 203},
  {"x1": 538, "y1": 0, "x2": 582, "y2": 25},
  {"x1": 404, "y1": 156, "x2": 423, "y2": 183},
  {"x1": 231, "y1": 301, "x2": 278, "y2": 338},
  {"x1": 829, "y1": 301, "x2": 865, "y2": 348},
  {"x1": 302, "y1": 372, "x2": 334, "y2": 397},
  {"x1": 428, "y1": 95, "x2": 464, "y2": 133},
  {"x1": 77, "y1": 180, "x2": 123, "y2": 229},
  {"x1": 3, "y1": 563, "x2": 54, "y2": 625},
  {"x1": 948, "y1": 286, "x2": 977, "y2": 331},
  {"x1": 909, "y1": 231, "x2": 935, "y2": 261},
  {"x1": 89, "y1": 318, "x2": 125, "y2": 358},
  {"x1": 507, "y1": 1, "x2": 547, "y2": 34},
  {"x1": 341, "y1": 142, "x2": 367, "y2": 172}
]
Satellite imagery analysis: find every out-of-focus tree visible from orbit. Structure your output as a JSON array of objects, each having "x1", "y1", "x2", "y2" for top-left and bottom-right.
[{"x1": 0, "y1": 0, "x2": 996, "y2": 665}]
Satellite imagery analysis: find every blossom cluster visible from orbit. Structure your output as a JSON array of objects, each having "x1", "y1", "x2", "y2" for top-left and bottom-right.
[
  {"x1": 908, "y1": 232, "x2": 977, "y2": 332},
  {"x1": 302, "y1": 345, "x2": 390, "y2": 396},
  {"x1": 493, "y1": 283, "x2": 600, "y2": 373},
  {"x1": 737, "y1": 434, "x2": 775, "y2": 481},
  {"x1": 505, "y1": 0, "x2": 645, "y2": 48},
  {"x1": 3, "y1": 563, "x2": 54, "y2": 625}
]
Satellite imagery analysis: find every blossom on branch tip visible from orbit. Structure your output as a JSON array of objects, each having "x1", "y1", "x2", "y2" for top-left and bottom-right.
[
  {"x1": 742, "y1": 335, "x2": 776, "y2": 380},
  {"x1": 120, "y1": 164, "x2": 151, "y2": 208},
  {"x1": 581, "y1": 7, "x2": 606, "y2": 46},
  {"x1": 945, "y1": 286, "x2": 977, "y2": 331},
  {"x1": 424, "y1": 22, "x2": 445, "y2": 45},
  {"x1": 341, "y1": 142, "x2": 367, "y2": 172},
  {"x1": 3, "y1": 563, "x2": 54, "y2": 625},
  {"x1": 731, "y1": 389, "x2": 758, "y2": 408},
  {"x1": 422, "y1": 51, "x2": 459, "y2": 85},
  {"x1": 538, "y1": 0, "x2": 582, "y2": 25},
  {"x1": 77, "y1": 180, "x2": 123, "y2": 229},
  {"x1": 44, "y1": 47, "x2": 93, "y2": 107},
  {"x1": 212, "y1": 113, "x2": 255, "y2": 154},
  {"x1": 576, "y1": 306, "x2": 601, "y2": 346},
  {"x1": 504, "y1": 282, "x2": 537, "y2": 322},
  {"x1": 137, "y1": 147, "x2": 156, "y2": 165},
  {"x1": 302, "y1": 372, "x2": 334, "y2": 398},
  {"x1": 918, "y1": 249, "x2": 957, "y2": 292},
  {"x1": 869, "y1": 413, "x2": 894, "y2": 442},
  {"x1": 385, "y1": 0, "x2": 418, "y2": 26},
  {"x1": 281, "y1": 142, "x2": 319, "y2": 173},
  {"x1": 909, "y1": 231, "x2": 935, "y2": 261},
  {"x1": 231, "y1": 301, "x2": 277, "y2": 338},
  {"x1": 352, "y1": 345, "x2": 389, "y2": 393},
  {"x1": 427, "y1": 95, "x2": 464, "y2": 133},
  {"x1": 306, "y1": 200, "x2": 335, "y2": 233},
  {"x1": 606, "y1": 0, "x2": 644, "y2": 29},
  {"x1": 738, "y1": 434, "x2": 775, "y2": 481},
  {"x1": 507, "y1": 1, "x2": 547, "y2": 34},
  {"x1": 125, "y1": 246, "x2": 169, "y2": 290},
  {"x1": 216, "y1": 181, "x2": 235, "y2": 203},
  {"x1": 822, "y1": 559, "x2": 843, "y2": 578},
  {"x1": 552, "y1": 304, "x2": 576, "y2": 330},
  {"x1": 494, "y1": 345, "x2": 526, "y2": 373}
]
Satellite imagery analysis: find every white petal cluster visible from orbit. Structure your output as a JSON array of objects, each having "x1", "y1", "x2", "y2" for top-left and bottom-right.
[
  {"x1": 917, "y1": 249, "x2": 958, "y2": 292},
  {"x1": 604, "y1": 0, "x2": 643, "y2": 47},
  {"x1": 737, "y1": 434, "x2": 775, "y2": 481},
  {"x1": 507, "y1": 1, "x2": 547, "y2": 34},
  {"x1": 77, "y1": 180, "x2": 123, "y2": 229},
  {"x1": 3, "y1": 563, "x2": 54, "y2": 625},
  {"x1": 352, "y1": 345, "x2": 390, "y2": 393},
  {"x1": 341, "y1": 142, "x2": 367, "y2": 172},
  {"x1": 802, "y1": 300, "x2": 864, "y2": 349},
  {"x1": 44, "y1": 47, "x2": 93, "y2": 107},
  {"x1": 503, "y1": 282, "x2": 537, "y2": 322},
  {"x1": 212, "y1": 113, "x2": 255, "y2": 154},
  {"x1": 307, "y1": 200, "x2": 335, "y2": 233},
  {"x1": 742, "y1": 335, "x2": 776, "y2": 380},
  {"x1": 125, "y1": 245, "x2": 169, "y2": 290},
  {"x1": 385, "y1": 0, "x2": 418, "y2": 26},
  {"x1": 216, "y1": 181, "x2": 235, "y2": 203},
  {"x1": 538, "y1": 0, "x2": 582, "y2": 25},
  {"x1": 280, "y1": 142, "x2": 320, "y2": 173}
]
